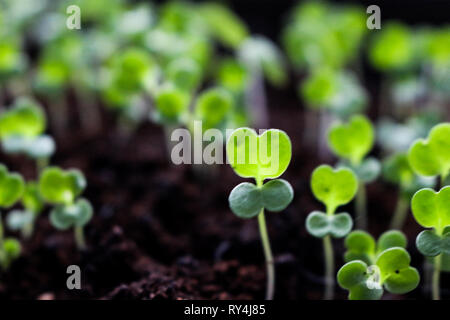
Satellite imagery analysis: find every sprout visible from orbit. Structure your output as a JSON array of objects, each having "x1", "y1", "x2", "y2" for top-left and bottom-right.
[
  {"x1": 0, "y1": 97, "x2": 55, "y2": 173},
  {"x1": 0, "y1": 164, "x2": 25, "y2": 270},
  {"x1": 411, "y1": 186, "x2": 450, "y2": 300},
  {"x1": 227, "y1": 128, "x2": 293, "y2": 300},
  {"x1": 39, "y1": 167, "x2": 93, "y2": 250},
  {"x1": 193, "y1": 87, "x2": 233, "y2": 131},
  {"x1": 383, "y1": 153, "x2": 436, "y2": 229},
  {"x1": 369, "y1": 23, "x2": 415, "y2": 72},
  {"x1": 408, "y1": 123, "x2": 450, "y2": 183},
  {"x1": 0, "y1": 37, "x2": 27, "y2": 80},
  {"x1": 199, "y1": 2, "x2": 249, "y2": 49},
  {"x1": 165, "y1": 58, "x2": 202, "y2": 92},
  {"x1": 153, "y1": 85, "x2": 190, "y2": 125},
  {"x1": 337, "y1": 247, "x2": 420, "y2": 300},
  {"x1": 216, "y1": 58, "x2": 249, "y2": 93},
  {"x1": 305, "y1": 165, "x2": 358, "y2": 299}
]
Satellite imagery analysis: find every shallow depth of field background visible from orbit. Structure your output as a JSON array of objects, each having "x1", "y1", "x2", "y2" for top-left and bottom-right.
[{"x1": 0, "y1": 0, "x2": 449, "y2": 299}]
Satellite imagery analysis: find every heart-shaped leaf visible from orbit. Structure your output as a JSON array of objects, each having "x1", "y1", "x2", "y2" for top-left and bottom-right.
[
  {"x1": 344, "y1": 230, "x2": 407, "y2": 265},
  {"x1": 22, "y1": 182, "x2": 44, "y2": 214},
  {"x1": 50, "y1": 198, "x2": 93, "y2": 230},
  {"x1": 226, "y1": 128, "x2": 292, "y2": 182},
  {"x1": 2, "y1": 135, "x2": 55, "y2": 159},
  {"x1": 0, "y1": 164, "x2": 25, "y2": 208},
  {"x1": 310, "y1": 165, "x2": 358, "y2": 214},
  {"x1": 305, "y1": 211, "x2": 353, "y2": 238},
  {"x1": 229, "y1": 179, "x2": 293, "y2": 219},
  {"x1": 411, "y1": 186, "x2": 450, "y2": 233},
  {"x1": 350, "y1": 157, "x2": 381, "y2": 183},
  {"x1": 408, "y1": 123, "x2": 450, "y2": 179},
  {"x1": 0, "y1": 98, "x2": 46, "y2": 139},
  {"x1": 375, "y1": 248, "x2": 420, "y2": 294},
  {"x1": 416, "y1": 230, "x2": 450, "y2": 257},
  {"x1": 337, "y1": 260, "x2": 384, "y2": 300},
  {"x1": 328, "y1": 115, "x2": 374, "y2": 165},
  {"x1": 39, "y1": 167, "x2": 86, "y2": 205},
  {"x1": 166, "y1": 58, "x2": 201, "y2": 92},
  {"x1": 153, "y1": 85, "x2": 190, "y2": 125}
]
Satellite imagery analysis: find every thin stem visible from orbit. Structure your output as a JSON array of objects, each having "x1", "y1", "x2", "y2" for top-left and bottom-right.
[
  {"x1": 0, "y1": 211, "x2": 5, "y2": 270},
  {"x1": 21, "y1": 219, "x2": 34, "y2": 239},
  {"x1": 257, "y1": 209, "x2": 275, "y2": 300},
  {"x1": 355, "y1": 183, "x2": 368, "y2": 230},
  {"x1": 74, "y1": 226, "x2": 86, "y2": 251},
  {"x1": 323, "y1": 235, "x2": 335, "y2": 300},
  {"x1": 390, "y1": 195, "x2": 409, "y2": 230},
  {"x1": 36, "y1": 157, "x2": 49, "y2": 177},
  {"x1": 432, "y1": 254, "x2": 441, "y2": 300}
]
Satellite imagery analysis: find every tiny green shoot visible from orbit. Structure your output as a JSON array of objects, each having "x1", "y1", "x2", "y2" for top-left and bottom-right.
[
  {"x1": 0, "y1": 164, "x2": 25, "y2": 270},
  {"x1": 227, "y1": 128, "x2": 293, "y2": 300},
  {"x1": 306, "y1": 165, "x2": 358, "y2": 299},
  {"x1": 39, "y1": 167, "x2": 93, "y2": 250}
]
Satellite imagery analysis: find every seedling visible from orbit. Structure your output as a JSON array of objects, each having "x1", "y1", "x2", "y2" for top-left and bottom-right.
[
  {"x1": 39, "y1": 167, "x2": 93, "y2": 250},
  {"x1": 227, "y1": 128, "x2": 293, "y2": 300},
  {"x1": 337, "y1": 247, "x2": 420, "y2": 300},
  {"x1": 165, "y1": 58, "x2": 202, "y2": 93},
  {"x1": 411, "y1": 186, "x2": 450, "y2": 300},
  {"x1": 0, "y1": 97, "x2": 55, "y2": 174},
  {"x1": 408, "y1": 123, "x2": 450, "y2": 184},
  {"x1": 193, "y1": 87, "x2": 234, "y2": 132},
  {"x1": 383, "y1": 153, "x2": 436, "y2": 229},
  {"x1": 0, "y1": 164, "x2": 25, "y2": 270},
  {"x1": 305, "y1": 165, "x2": 358, "y2": 299},
  {"x1": 328, "y1": 114, "x2": 380, "y2": 229},
  {"x1": 6, "y1": 182, "x2": 44, "y2": 239}
]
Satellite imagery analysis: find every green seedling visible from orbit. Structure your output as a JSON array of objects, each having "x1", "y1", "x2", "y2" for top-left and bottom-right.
[
  {"x1": 0, "y1": 97, "x2": 55, "y2": 174},
  {"x1": 408, "y1": 123, "x2": 450, "y2": 183},
  {"x1": 337, "y1": 247, "x2": 420, "y2": 300},
  {"x1": 383, "y1": 153, "x2": 436, "y2": 229},
  {"x1": 0, "y1": 37, "x2": 27, "y2": 82},
  {"x1": 0, "y1": 164, "x2": 25, "y2": 270},
  {"x1": 6, "y1": 182, "x2": 44, "y2": 239},
  {"x1": 344, "y1": 230, "x2": 407, "y2": 265},
  {"x1": 193, "y1": 87, "x2": 234, "y2": 132},
  {"x1": 411, "y1": 186, "x2": 450, "y2": 300},
  {"x1": 165, "y1": 58, "x2": 202, "y2": 92},
  {"x1": 369, "y1": 23, "x2": 415, "y2": 72},
  {"x1": 227, "y1": 128, "x2": 293, "y2": 300},
  {"x1": 328, "y1": 114, "x2": 380, "y2": 229},
  {"x1": 305, "y1": 165, "x2": 358, "y2": 299},
  {"x1": 216, "y1": 58, "x2": 249, "y2": 94},
  {"x1": 39, "y1": 167, "x2": 93, "y2": 250}
]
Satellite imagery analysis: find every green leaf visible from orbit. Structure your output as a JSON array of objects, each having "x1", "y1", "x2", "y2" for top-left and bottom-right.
[
  {"x1": 166, "y1": 58, "x2": 201, "y2": 92},
  {"x1": 228, "y1": 182, "x2": 262, "y2": 219},
  {"x1": 260, "y1": 179, "x2": 294, "y2": 212},
  {"x1": 194, "y1": 87, "x2": 233, "y2": 130},
  {"x1": 216, "y1": 58, "x2": 248, "y2": 92},
  {"x1": 153, "y1": 85, "x2": 190, "y2": 124},
  {"x1": 416, "y1": 230, "x2": 443, "y2": 257},
  {"x1": 408, "y1": 123, "x2": 450, "y2": 179},
  {"x1": 411, "y1": 186, "x2": 450, "y2": 233},
  {"x1": 22, "y1": 182, "x2": 44, "y2": 213},
  {"x1": 226, "y1": 128, "x2": 292, "y2": 182},
  {"x1": 2, "y1": 135, "x2": 55, "y2": 159},
  {"x1": 344, "y1": 230, "x2": 375, "y2": 264},
  {"x1": 50, "y1": 198, "x2": 93, "y2": 230},
  {"x1": 383, "y1": 153, "x2": 415, "y2": 186},
  {"x1": 300, "y1": 67, "x2": 338, "y2": 108},
  {"x1": 377, "y1": 230, "x2": 407, "y2": 253},
  {"x1": 0, "y1": 98, "x2": 46, "y2": 139},
  {"x1": 6, "y1": 210, "x2": 34, "y2": 231},
  {"x1": 229, "y1": 179, "x2": 293, "y2": 219},
  {"x1": 0, "y1": 238, "x2": 21, "y2": 269},
  {"x1": 305, "y1": 211, "x2": 353, "y2": 238},
  {"x1": 0, "y1": 165, "x2": 25, "y2": 208},
  {"x1": 310, "y1": 165, "x2": 358, "y2": 214},
  {"x1": 337, "y1": 260, "x2": 384, "y2": 300},
  {"x1": 328, "y1": 115, "x2": 375, "y2": 165},
  {"x1": 342, "y1": 157, "x2": 380, "y2": 183},
  {"x1": 39, "y1": 167, "x2": 86, "y2": 205}
]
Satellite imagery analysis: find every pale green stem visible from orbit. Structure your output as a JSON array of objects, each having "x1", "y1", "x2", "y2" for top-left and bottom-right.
[
  {"x1": 74, "y1": 226, "x2": 86, "y2": 251},
  {"x1": 0, "y1": 211, "x2": 5, "y2": 269},
  {"x1": 257, "y1": 209, "x2": 275, "y2": 300},
  {"x1": 22, "y1": 219, "x2": 34, "y2": 239},
  {"x1": 323, "y1": 235, "x2": 334, "y2": 300},
  {"x1": 390, "y1": 196, "x2": 409, "y2": 230},
  {"x1": 432, "y1": 254, "x2": 441, "y2": 300},
  {"x1": 355, "y1": 183, "x2": 368, "y2": 230},
  {"x1": 36, "y1": 157, "x2": 49, "y2": 177}
]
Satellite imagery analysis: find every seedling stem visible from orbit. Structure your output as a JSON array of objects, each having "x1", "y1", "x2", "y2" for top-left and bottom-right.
[
  {"x1": 323, "y1": 234, "x2": 334, "y2": 300},
  {"x1": 74, "y1": 225, "x2": 86, "y2": 251},
  {"x1": 390, "y1": 196, "x2": 409, "y2": 230},
  {"x1": 432, "y1": 254, "x2": 441, "y2": 300},
  {"x1": 355, "y1": 184, "x2": 367, "y2": 229}
]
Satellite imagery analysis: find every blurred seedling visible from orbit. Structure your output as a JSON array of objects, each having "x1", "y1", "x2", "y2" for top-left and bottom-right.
[
  {"x1": 39, "y1": 167, "x2": 93, "y2": 250},
  {"x1": 328, "y1": 114, "x2": 380, "y2": 229},
  {"x1": 227, "y1": 128, "x2": 293, "y2": 300},
  {"x1": 408, "y1": 123, "x2": 450, "y2": 185},
  {"x1": 0, "y1": 97, "x2": 55, "y2": 174},
  {"x1": 337, "y1": 246, "x2": 419, "y2": 300},
  {"x1": 305, "y1": 165, "x2": 358, "y2": 299},
  {"x1": 411, "y1": 186, "x2": 450, "y2": 300},
  {"x1": 0, "y1": 164, "x2": 24, "y2": 270},
  {"x1": 383, "y1": 153, "x2": 435, "y2": 229},
  {"x1": 6, "y1": 182, "x2": 44, "y2": 239}
]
